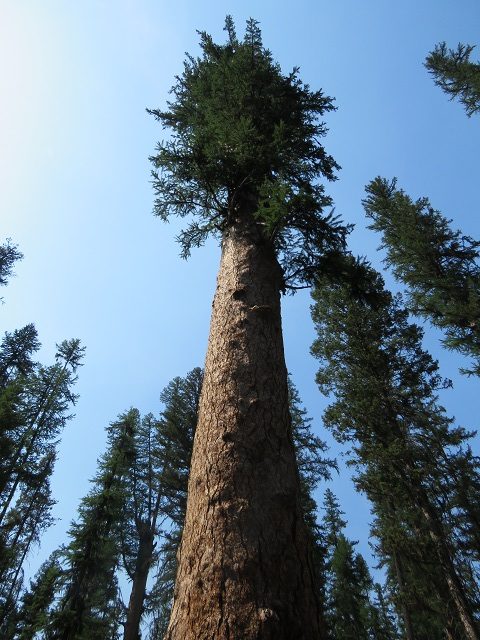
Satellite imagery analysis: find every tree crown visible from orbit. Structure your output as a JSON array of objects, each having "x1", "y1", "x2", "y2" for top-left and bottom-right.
[
  {"x1": 425, "y1": 42, "x2": 480, "y2": 117},
  {"x1": 149, "y1": 17, "x2": 348, "y2": 289}
]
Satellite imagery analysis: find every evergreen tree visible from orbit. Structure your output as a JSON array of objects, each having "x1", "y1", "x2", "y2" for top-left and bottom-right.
[
  {"x1": 370, "y1": 584, "x2": 400, "y2": 640},
  {"x1": 148, "y1": 17, "x2": 347, "y2": 638},
  {"x1": 363, "y1": 177, "x2": 480, "y2": 375},
  {"x1": 328, "y1": 535, "x2": 372, "y2": 640},
  {"x1": 122, "y1": 369, "x2": 203, "y2": 640},
  {"x1": 311, "y1": 262, "x2": 480, "y2": 639},
  {"x1": 319, "y1": 490, "x2": 399, "y2": 640},
  {"x1": 147, "y1": 369, "x2": 203, "y2": 639},
  {"x1": 14, "y1": 552, "x2": 63, "y2": 640},
  {"x1": 121, "y1": 413, "x2": 162, "y2": 640},
  {"x1": 0, "y1": 239, "x2": 22, "y2": 292},
  {"x1": 48, "y1": 410, "x2": 138, "y2": 640},
  {"x1": 0, "y1": 243, "x2": 84, "y2": 633},
  {"x1": 425, "y1": 42, "x2": 480, "y2": 117}
]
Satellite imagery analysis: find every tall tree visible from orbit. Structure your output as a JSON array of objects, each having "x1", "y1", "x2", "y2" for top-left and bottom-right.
[
  {"x1": 148, "y1": 16, "x2": 347, "y2": 639},
  {"x1": 311, "y1": 262, "x2": 480, "y2": 639},
  {"x1": 363, "y1": 177, "x2": 480, "y2": 375},
  {"x1": 121, "y1": 413, "x2": 163, "y2": 640},
  {"x1": 146, "y1": 369, "x2": 203, "y2": 640},
  {"x1": 48, "y1": 410, "x2": 138, "y2": 640},
  {"x1": 0, "y1": 240, "x2": 84, "y2": 633},
  {"x1": 425, "y1": 42, "x2": 480, "y2": 117},
  {"x1": 13, "y1": 552, "x2": 63, "y2": 640},
  {"x1": 319, "y1": 489, "x2": 400, "y2": 640},
  {"x1": 122, "y1": 370, "x2": 202, "y2": 640}
]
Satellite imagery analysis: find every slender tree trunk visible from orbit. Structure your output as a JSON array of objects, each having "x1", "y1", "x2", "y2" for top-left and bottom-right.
[
  {"x1": 391, "y1": 549, "x2": 415, "y2": 640},
  {"x1": 418, "y1": 502, "x2": 479, "y2": 640},
  {"x1": 396, "y1": 457, "x2": 479, "y2": 640},
  {"x1": 124, "y1": 527, "x2": 154, "y2": 640},
  {"x1": 165, "y1": 218, "x2": 323, "y2": 639}
]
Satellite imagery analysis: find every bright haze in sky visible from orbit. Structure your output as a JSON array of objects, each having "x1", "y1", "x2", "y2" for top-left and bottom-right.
[{"x1": 1, "y1": 0, "x2": 479, "y2": 578}]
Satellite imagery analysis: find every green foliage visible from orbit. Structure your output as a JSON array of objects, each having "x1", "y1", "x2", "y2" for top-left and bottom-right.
[
  {"x1": 319, "y1": 490, "x2": 400, "y2": 640},
  {"x1": 0, "y1": 324, "x2": 84, "y2": 634},
  {"x1": 328, "y1": 535, "x2": 372, "y2": 640},
  {"x1": 14, "y1": 552, "x2": 63, "y2": 639},
  {"x1": 311, "y1": 262, "x2": 480, "y2": 636},
  {"x1": 48, "y1": 410, "x2": 138, "y2": 640},
  {"x1": 364, "y1": 176, "x2": 480, "y2": 375},
  {"x1": 369, "y1": 584, "x2": 400, "y2": 640},
  {"x1": 0, "y1": 240, "x2": 22, "y2": 291},
  {"x1": 149, "y1": 17, "x2": 348, "y2": 289},
  {"x1": 426, "y1": 42, "x2": 480, "y2": 117}
]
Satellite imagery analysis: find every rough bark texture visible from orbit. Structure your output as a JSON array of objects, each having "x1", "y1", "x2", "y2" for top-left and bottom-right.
[{"x1": 165, "y1": 219, "x2": 323, "y2": 639}]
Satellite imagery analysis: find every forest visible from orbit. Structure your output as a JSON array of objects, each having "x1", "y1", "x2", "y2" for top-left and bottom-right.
[{"x1": 1, "y1": 6, "x2": 480, "y2": 640}]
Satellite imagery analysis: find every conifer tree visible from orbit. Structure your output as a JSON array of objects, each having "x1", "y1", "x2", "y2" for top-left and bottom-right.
[
  {"x1": 311, "y1": 262, "x2": 480, "y2": 639},
  {"x1": 146, "y1": 369, "x2": 203, "y2": 639},
  {"x1": 14, "y1": 552, "x2": 63, "y2": 640},
  {"x1": 0, "y1": 242, "x2": 84, "y2": 634},
  {"x1": 363, "y1": 177, "x2": 480, "y2": 375},
  {"x1": 48, "y1": 410, "x2": 138, "y2": 640},
  {"x1": 370, "y1": 584, "x2": 400, "y2": 640},
  {"x1": 121, "y1": 369, "x2": 203, "y2": 640},
  {"x1": 121, "y1": 413, "x2": 163, "y2": 640},
  {"x1": 319, "y1": 489, "x2": 399, "y2": 640},
  {"x1": 148, "y1": 17, "x2": 347, "y2": 638},
  {"x1": 0, "y1": 239, "x2": 22, "y2": 292},
  {"x1": 425, "y1": 42, "x2": 480, "y2": 117}
]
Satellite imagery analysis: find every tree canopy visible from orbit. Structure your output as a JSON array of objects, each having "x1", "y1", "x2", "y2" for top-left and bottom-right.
[
  {"x1": 426, "y1": 42, "x2": 480, "y2": 117},
  {"x1": 148, "y1": 17, "x2": 348, "y2": 289},
  {"x1": 364, "y1": 176, "x2": 480, "y2": 375}
]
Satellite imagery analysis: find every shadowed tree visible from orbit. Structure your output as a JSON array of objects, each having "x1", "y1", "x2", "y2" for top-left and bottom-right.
[
  {"x1": 13, "y1": 552, "x2": 63, "y2": 640},
  {"x1": 311, "y1": 262, "x2": 480, "y2": 639},
  {"x1": 148, "y1": 16, "x2": 347, "y2": 639},
  {"x1": 319, "y1": 489, "x2": 400, "y2": 640}
]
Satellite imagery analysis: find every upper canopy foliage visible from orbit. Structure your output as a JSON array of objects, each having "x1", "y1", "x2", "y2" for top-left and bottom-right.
[
  {"x1": 364, "y1": 177, "x2": 480, "y2": 375},
  {"x1": 425, "y1": 42, "x2": 480, "y2": 118},
  {"x1": 149, "y1": 17, "x2": 348, "y2": 289}
]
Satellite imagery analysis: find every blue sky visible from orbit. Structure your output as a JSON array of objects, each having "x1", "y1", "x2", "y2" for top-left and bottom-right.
[{"x1": 1, "y1": 0, "x2": 479, "y2": 580}]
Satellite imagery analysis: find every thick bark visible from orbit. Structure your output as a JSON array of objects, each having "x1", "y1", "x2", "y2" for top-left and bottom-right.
[
  {"x1": 123, "y1": 526, "x2": 154, "y2": 640},
  {"x1": 165, "y1": 219, "x2": 323, "y2": 639}
]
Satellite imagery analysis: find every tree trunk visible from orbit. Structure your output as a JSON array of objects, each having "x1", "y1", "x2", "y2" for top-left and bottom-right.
[
  {"x1": 396, "y1": 458, "x2": 479, "y2": 640},
  {"x1": 391, "y1": 549, "x2": 415, "y2": 640},
  {"x1": 124, "y1": 527, "x2": 154, "y2": 640},
  {"x1": 418, "y1": 502, "x2": 479, "y2": 640},
  {"x1": 165, "y1": 219, "x2": 323, "y2": 639}
]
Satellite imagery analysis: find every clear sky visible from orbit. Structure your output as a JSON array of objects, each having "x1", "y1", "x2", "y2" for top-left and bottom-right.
[{"x1": 1, "y1": 0, "x2": 479, "y2": 581}]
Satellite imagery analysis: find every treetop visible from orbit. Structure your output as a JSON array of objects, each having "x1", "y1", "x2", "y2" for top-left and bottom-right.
[{"x1": 149, "y1": 17, "x2": 348, "y2": 290}]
